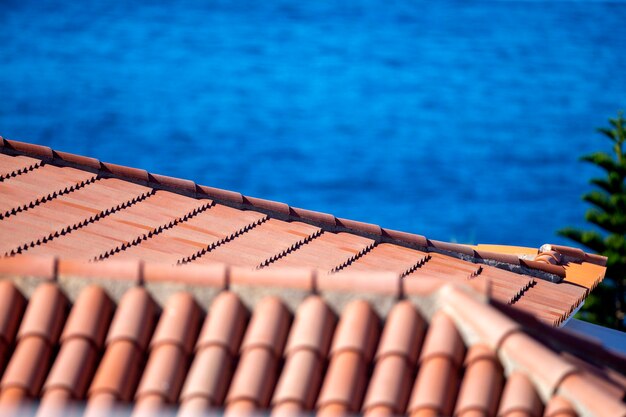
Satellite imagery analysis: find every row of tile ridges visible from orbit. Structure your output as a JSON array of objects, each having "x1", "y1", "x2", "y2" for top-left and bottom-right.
[
  {"x1": 0, "y1": 154, "x2": 591, "y2": 327},
  {"x1": 0, "y1": 138, "x2": 607, "y2": 275},
  {"x1": 0, "y1": 271, "x2": 624, "y2": 417}
]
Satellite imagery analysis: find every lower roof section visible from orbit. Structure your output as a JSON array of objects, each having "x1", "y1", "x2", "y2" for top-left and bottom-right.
[
  {"x1": 0, "y1": 138, "x2": 608, "y2": 326},
  {"x1": 0, "y1": 256, "x2": 624, "y2": 417}
]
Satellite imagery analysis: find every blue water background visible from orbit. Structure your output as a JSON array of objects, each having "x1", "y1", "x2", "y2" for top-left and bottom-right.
[{"x1": 1, "y1": 1, "x2": 625, "y2": 247}]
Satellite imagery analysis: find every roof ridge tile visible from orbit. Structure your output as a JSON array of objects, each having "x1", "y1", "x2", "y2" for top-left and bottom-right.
[{"x1": 1, "y1": 138, "x2": 54, "y2": 160}]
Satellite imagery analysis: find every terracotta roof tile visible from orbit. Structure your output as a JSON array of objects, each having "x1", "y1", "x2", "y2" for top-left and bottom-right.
[
  {"x1": 497, "y1": 372, "x2": 543, "y2": 417},
  {"x1": 148, "y1": 292, "x2": 201, "y2": 354},
  {"x1": 267, "y1": 232, "x2": 375, "y2": 272},
  {"x1": 0, "y1": 153, "x2": 42, "y2": 180},
  {"x1": 317, "y1": 300, "x2": 381, "y2": 414},
  {"x1": 41, "y1": 285, "x2": 113, "y2": 411},
  {"x1": 340, "y1": 243, "x2": 429, "y2": 276},
  {"x1": 317, "y1": 350, "x2": 369, "y2": 414},
  {"x1": 406, "y1": 252, "x2": 481, "y2": 280},
  {"x1": 558, "y1": 374, "x2": 626, "y2": 417},
  {"x1": 105, "y1": 287, "x2": 158, "y2": 350},
  {"x1": 272, "y1": 296, "x2": 336, "y2": 413},
  {"x1": 408, "y1": 312, "x2": 465, "y2": 417},
  {"x1": 329, "y1": 300, "x2": 380, "y2": 361},
  {"x1": 543, "y1": 396, "x2": 577, "y2": 417},
  {"x1": 24, "y1": 190, "x2": 210, "y2": 261},
  {"x1": 283, "y1": 295, "x2": 337, "y2": 358},
  {"x1": 192, "y1": 218, "x2": 321, "y2": 268},
  {"x1": 0, "y1": 164, "x2": 97, "y2": 219},
  {"x1": 363, "y1": 354, "x2": 414, "y2": 416},
  {"x1": 374, "y1": 300, "x2": 426, "y2": 364},
  {"x1": 0, "y1": 143, "x2": 620, "y2": 417},
  {"x1": 133, "y1": 293, "x2": 202, "y2": 411},
  {"x1": 0, "y1": 258, "x2": 622, "y2": 416},
  {"x1": 87, "y1": 340, "x2": 144, "y2": 402},
  {"x1": 0, "y1": 144, "x2": 609, "y2": 325},
  {"x1": 0, "y1": 281, "x2": 26, "y2": 371},
  {"x1": 455, "y1": 345, "x2": 503, "y2": 417},
  {"x1": 59, "y1": 285, "x2": 114, "y2": 346},
  {"x1": 272, "y1": 349, "x2": 324, "y2": 412},
  {"x1": 115, "y1": 203, "x2": 267, "y2": 264},
  {"x1": 362, "y1": 302, "x2": 426, "y2": 416}
]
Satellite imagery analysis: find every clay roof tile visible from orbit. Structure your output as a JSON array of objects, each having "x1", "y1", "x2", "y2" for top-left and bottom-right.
[
  {"x1": 149, "y1": 292, "x2": 202, "y2": 355},
  {"x1": 105, "y1": 287, "x2": 158, "y2": 350},
  {"x1": 329, "y1": 300, "x2": 380, "y2": 361}
]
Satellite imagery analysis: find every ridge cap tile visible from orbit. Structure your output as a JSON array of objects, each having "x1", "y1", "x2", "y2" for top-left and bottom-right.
[
  {"x1": 427, "y1": 239, "x2": 476, "y2": 257},
  {"x1": 4, "y1": 139, "x2": 54, "y2": 160},
  {"x1": 558, "y1": 373, "x2": 626, "y2": 417},
  {"x1": 336, "y1": 217, "x2": 383, "y2": 236},
  {"x1": 100, "y1": 162, "x2": 149, "y2": 183},
  {"x1": 0, "y1": 254, "x2": 57, "y2": 280},
  {"x1": 53, "y1": 150, "x2": 102, "y2": 170},
  {"x1": 438, "y1": 285, "x2": 520, "y2": 350},
  {"x1": 381, "y1": 228, "x2": 428, "y2": 247},
  {"x1": 498, "y1": 331, "x2": 578, "y2": 401},
  {"x1": 473, "y1": 249, "x2": 521, "y2": 265},
  {"x1": 288, "y1": 206, "x2": 338, "y2": 226},
  {"x1": 519, "y1": 259, "x2": 566, "y2": 277},
  {"x1": 320, "y1": 270, "x2": 401, "y2": 298},
  {"x1": 146, "y1": 262, "x2": 228, "y2": 289},
  {"x1": 58, "y1": 258, "x2": 142, "y2": 284},
  {"x1": 230, "y1": 266, "x2": 314, "y2": 292},
  {"x1": 147, "y1": 173, "x2": 197, "y2": 195},
  {"x1": 242, "y1": 196, "x2": 291, "y2": 216},
  {"x1": 196, "y1": 184, "x2": 244, "y2": 204}
]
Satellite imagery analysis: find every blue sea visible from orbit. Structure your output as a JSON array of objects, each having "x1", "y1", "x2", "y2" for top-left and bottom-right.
[{"x1": 1, "y1": 0, "x2": 625, "y2": 247}]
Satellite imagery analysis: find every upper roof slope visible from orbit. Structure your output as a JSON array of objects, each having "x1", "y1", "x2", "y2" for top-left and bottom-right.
[{"x1": 0, "y1": 137, "x2": 608, "y2": 325}]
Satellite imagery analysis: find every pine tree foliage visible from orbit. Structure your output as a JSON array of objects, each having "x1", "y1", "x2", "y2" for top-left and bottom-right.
[{"x1": 559, "y1": 112, "x2": 626, "y2": 329}]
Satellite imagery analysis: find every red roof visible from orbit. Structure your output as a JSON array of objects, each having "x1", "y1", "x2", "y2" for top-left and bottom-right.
[
  {"x1": 0, "y1": 137, "x2": 623, "y2": 417},
  {"x1": 0, "y1": 257, "x2": 624, "y2": 417},
  {"x1": 0, "y1": 138, "x2": 607, "y2": 326}
]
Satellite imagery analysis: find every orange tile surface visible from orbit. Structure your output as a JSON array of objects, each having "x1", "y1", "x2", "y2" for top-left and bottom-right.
[
  {"x1": 0, "y1": 143, "x2": 609, "y2": 324},
  {"x1": 0, "y1": 256, "x2": 623, "y2": 417},
  {"x1": 0, "y1": 136, "x2": 618, "y2": 417}
]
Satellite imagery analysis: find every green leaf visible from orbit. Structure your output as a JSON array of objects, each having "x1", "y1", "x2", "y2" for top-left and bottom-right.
[
  {"x1": 581, "y1": 152, "x2": 626, "y2": 177},
  {"x1": 557, "y1": 227, "x2": 606, "y2": 254},
  {"x1": 582, "y1": 191, "x2": 614, "y2": 213}
]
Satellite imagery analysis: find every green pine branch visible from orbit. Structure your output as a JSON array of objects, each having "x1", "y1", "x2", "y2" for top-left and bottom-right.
[{"x1": 558, "y1": 111, "x2": 626, "y2": 330}]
